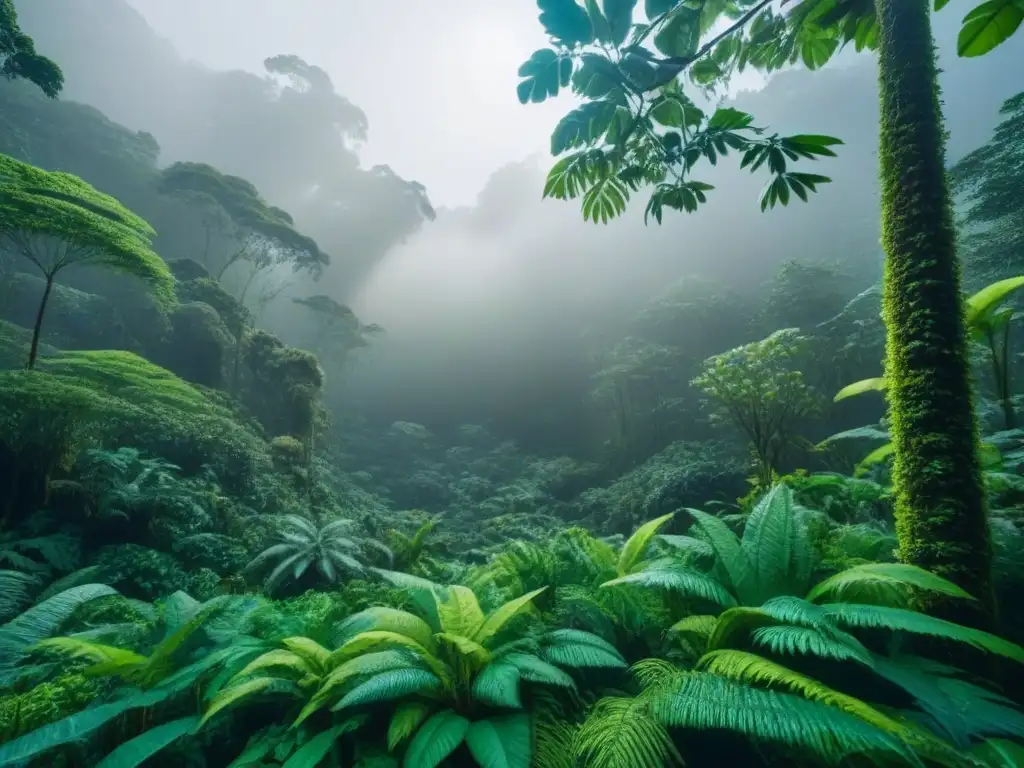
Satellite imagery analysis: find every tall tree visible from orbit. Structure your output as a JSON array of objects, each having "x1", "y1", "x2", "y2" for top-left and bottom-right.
[
  {"x1": 0, "y1": 153, "x2": 173, "y2": 367},
  {"x1": 0, "y1": 0, "x2": 62, "y2": 98},
  {"x1": 518, "y1": 0, "x2": 1022, "y2": 627},
  {"x1": 156, "y1": 161, "x2": 329, "y2": 283}
]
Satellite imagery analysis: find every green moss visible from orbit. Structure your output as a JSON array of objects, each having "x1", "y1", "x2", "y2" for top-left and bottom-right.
[
  {"x1": 161, "y1": 301, "x2": 233, "y2": 388},
  {"x1": 242, "y1": 330, "x2": 323, "y2": 440},
  {"x1": 0, "y1": 672, "x2": 100, "y2": 742},
  {"x1": 875, "y1": 0, "x2": 993, "y2": 626},
  {"x1": 176, "y1": 276, "x2": 251, "y2": 337},
  {"x1": 0, "y1": 347, "x2": 268, "y2": 487}
]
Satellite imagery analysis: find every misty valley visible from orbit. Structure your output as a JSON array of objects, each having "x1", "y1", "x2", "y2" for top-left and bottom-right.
[{"x1": 1, "y1": 0, "x2": 1024, "y2": 766}]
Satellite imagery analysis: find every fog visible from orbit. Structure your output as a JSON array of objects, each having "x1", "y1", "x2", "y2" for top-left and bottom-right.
[{"x1": 15, "y1": 0, "x2": 1024, "y2": 450}]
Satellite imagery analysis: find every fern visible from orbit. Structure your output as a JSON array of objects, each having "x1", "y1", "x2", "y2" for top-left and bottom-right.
[{"x1": 575, "y1": 695, "x2": 682, "y2": 768}]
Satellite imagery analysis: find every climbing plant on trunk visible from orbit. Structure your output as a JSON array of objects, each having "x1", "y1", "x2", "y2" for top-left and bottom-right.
[{"x1": 0, "y1": 153, "x2": 173, "y2": 368}]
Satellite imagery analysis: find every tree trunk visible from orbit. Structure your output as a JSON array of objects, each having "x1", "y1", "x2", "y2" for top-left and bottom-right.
[
  {"x1": 875, "y1": 0, "x2": 995, "y2": 627},
  {"x1": 26, "y1": 273, "x2": 55, "y2": 369}
]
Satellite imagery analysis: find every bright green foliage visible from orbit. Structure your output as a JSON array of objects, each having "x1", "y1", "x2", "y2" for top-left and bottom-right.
[
  {"x1": 693, "y1": 329, "x2": 822, "y2": 487},
  {"x1": 956, "y1": 0, "x2": 1024, "y2": 57},
  {"x1": 0, "y1": 348, "x2": 268, "y2": 487},
  {"x1": 0, "y1": 154, "x2": 172, "y2": 367},
  {"x1": 518, "y1": 0, "x2": 845, "y2": 223},
  {"x1": 603, "y1": 483, "x2": 1024, "y2": 753},
  {"x1": 0, "y1": 0, "x2": 63, "y2": 98},
  {"x1": 202, "y1": 582, "x2": 625, "y2": 767}
]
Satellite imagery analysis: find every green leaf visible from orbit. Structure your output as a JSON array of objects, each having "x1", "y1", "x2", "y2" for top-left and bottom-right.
[
  {"x1": 389, "y1": 702, "x2": 433, "y2": 751},
  {"x1": 435, "y1": 585, "x2": 485, "y2": 638},
  {"x1": 650, "y1": 93, "x2": 704, "y2": 129},
  {"x1": 645, "y1": 0, "x2": 680, "y2": 20},
  {"x1": 807, "y1": 563, "x2": 975, "y2": 605},
  {"x1": 95, "y1": 717, "x2": 198, "y2": 768},
  {"x1": 834, "y1": 377, "x2": 887, "y2": 402},
  {"x1": 538, "y1": 0, "x2": 597, "y2": 44},
  {"x1": 618, "y1": 512, "x2": 674, "y2": 576},
  {"x1": 551, "y1": 100, "x2": 623, "y2": 155},
  {"x1": 689, "y1": 58, "x2": 722, "y2": 85},
  {"x1": 582, "y1": 175, "x2": 630, "y2": 223},
  {"x1": 972, "y1": 738, "x2": 1024, "y2": 767},
  {"x1": 935, "y1": 0, "x2": 952, "y2": 9},
  {"x1": 586, "y1": 0, "x2": 614, "y2": 42},
  {"x1": 334, "y1": 607, "x2": 438, "y2": 652},
  {"x1": 201, "y1": 677, "x2": 279, "y2": 726},
  {"x1": 826, "y1": 604, "x2": 1024, "y2": 663},
  {"x1": 602, "y1": 561, "x2": 738, "y2": 607},
  {"x1": 473, "y1": 588, "x2": 547, "y2": 646},
  {"x1": 473, "y1": 661, "x2": 523, "y2": 708},
  {"x1": 571, "y1": 53, "x2": 621, "y2": 98},
  {"x1": 604, "y1": 0, "x2": 639, "y2": 45},
  {"x1": 966, "y1": 276, "x2": 1024, "y2": 326},
  {"x1": 465, "y1": 715, "x2": 533, "y2": 768},
  {"x1": 403, "y1": 710, "x2": 470, "y2": 768},
  {"x1": 335, "y1": 668, "x2": 442, "y2": 710},
  {"x1": 707, "y1": 107, "x2": 754, "y2": 130},
  {"x1": 282, "y1": 724, "x2": 353, "y2": 768},
  {"x1": 517, "y1": 49, "x2": 569, "y2": 104},
  {"x1": 654, "y1": 6, "x2": 701, "y2": 57},
  {"x1": 957, "y1": 0, "x2": 1024, "y2": 57},
  {"x1": 502, "y1": 652, "x2": 577, "y2": 689}
]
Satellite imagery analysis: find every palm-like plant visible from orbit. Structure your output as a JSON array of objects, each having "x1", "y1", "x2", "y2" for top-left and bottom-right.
[
  {"x1": 244, "y1": 514, "x2": 387, "y2": 595},
  {"x1": 202, "y1": 578, "x2": 627, "y2": 767},
  {"x1": 603, "y1": 484, "x2": 1024, "y2": 755}
]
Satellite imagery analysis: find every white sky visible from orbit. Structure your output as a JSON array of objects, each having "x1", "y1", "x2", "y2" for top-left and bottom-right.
[{"x1": 127, "y1": 0, "x2": 583, "y2": 207}]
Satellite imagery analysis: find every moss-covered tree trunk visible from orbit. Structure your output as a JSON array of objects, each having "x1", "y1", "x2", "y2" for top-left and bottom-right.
[{"x1": 875, "y1": 0, "x2": 995, "y2": 627}]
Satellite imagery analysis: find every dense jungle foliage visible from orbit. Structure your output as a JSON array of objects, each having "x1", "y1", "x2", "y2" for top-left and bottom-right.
[{"x1": 1, "y1": 0, "x2": 1024, "y2": 766}]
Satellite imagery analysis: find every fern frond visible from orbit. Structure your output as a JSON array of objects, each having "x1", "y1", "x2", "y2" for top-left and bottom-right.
[
  {"x1": 685, "y1": 508, "x2": 754, "y2": 602},
  {"x1": 631, "y1": 658, "x2": 684, "y2": 689},
  {"x1": 751, "y1": 625, "x2": 872, "y2": 664},
  {"x1": 601, "y1": 559, "x2": 736, "y2": 607},
  {"x1": 651, "y1": 671, "x2": 917, "y2": 765},
  {"x1": 575, "y1": 695, "x2": 682, "y2": 768},
  {"x1": 825, "y1": 604, "x2": 1024, "y2": 663},
  {"x1": 388, "y1": 701, "x2": 433, "y2": 751},
  {"x1": 807, "y1": 563, "x2": 975, "y2": 606}
]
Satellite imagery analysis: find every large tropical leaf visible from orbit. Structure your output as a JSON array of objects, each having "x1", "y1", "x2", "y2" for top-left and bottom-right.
[
  {"x1": 651, "y1": 672, "x2": 915, "y2": 764},
  {"x1": 283, "y1": 721, "x2": 365, "y2": 768},
  {"x1": 388, "y1": 702, "x2": 433, "y2": 751},
  {"x1": 335, "y1": 668, "x2": 442, "y2": 710},
  {"x1": 94, "y1": 716, "x2": 199, "y2": 768},
  {"x1": 435, "y1": 585, "x2": 485, "y2": 638},
  {"x1": 465, "y1": 714, "x2": 533, "y2": 768},
  {"x1": 806, "y1": 562, "x2": 975, "y2": 606},
  {"x1": 741, "y1": 484, "x2": 814, "y2": 601},
  {"x1": 825, "y1": 604, "x2": 1024, "y2": 663},
  {"x1": 957, "y1": 1, "x2": 1024, "y2": 57},
  {"x1": 201, "y1": 677, "x2": 283, "y2": 726},
  {"x1": 966, "y1": 275, "x2": 1024, "y2": 324},
  {"x1": 833, "y1": 377, "x2": 887, "y2": 402},
  {"x1": 502, "y1": 652, "x2": 576, "y2": 689},
  {"x1": 334, "y1": 607, "x2": 438, "y2": 652},
  {"x1": 403, "y1": 709, "x2": 470, "y2": 768},
  {"x1": 617, "y1": 513, "x2": 674, "y2": 576},
  {"x1": 541, "y1": 629, "x2": 628, "y2": 668},
  {"x1": 235, "y1": 649, "x2": 315, "y2": 681},
  {"x1": 473, "y1": 587, "x2": 547, "y2": 646},
  {"x1": 0, "y1": 583, "x2": 118, "y2": 674},
  {"x1": 601, "y1": 559, "x2": 737, "y2": 607},
  {"x1": 686, "y1": 509, "x2": 753, "y2": 601},
  {"x1": 371, "y1": 569, "x2": 444, "y2": 629},
  {"x1": 972, "y1": 738, "x2": 1024, "y2": 767},
  {"x1": 473, "y1": 661, "x2": 523, "y2": 708}
]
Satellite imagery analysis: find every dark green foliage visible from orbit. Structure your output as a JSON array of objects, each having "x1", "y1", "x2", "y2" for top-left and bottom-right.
[
  {"x1": 0, "y1": 0, "x2": 62, "y2": 98},
  {"x1": 157, "y1": 161, "x2": 328, "y2": 275},
  {"x1": 241, "y1": 330, "x2": 323, "y2": 441}
]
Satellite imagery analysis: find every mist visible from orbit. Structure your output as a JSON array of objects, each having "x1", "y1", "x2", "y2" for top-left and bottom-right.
[{"x1": 13, "y1": 0, "x2": 1024, "y2": 451}]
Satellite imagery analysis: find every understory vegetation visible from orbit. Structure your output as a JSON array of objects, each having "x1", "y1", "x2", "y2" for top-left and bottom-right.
[{"x1": 1, "y1": 0, "x2": 1024, "y2": 766}]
